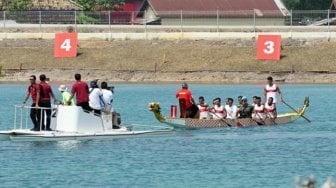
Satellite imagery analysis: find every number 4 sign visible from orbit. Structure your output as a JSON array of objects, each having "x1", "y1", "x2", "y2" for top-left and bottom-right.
[
  {"x1": 54, "y1": 32, "x2": 78, "y2": 58},
  {"x1": 257, "y1": 35, "x2": 281, "y2": 61}
]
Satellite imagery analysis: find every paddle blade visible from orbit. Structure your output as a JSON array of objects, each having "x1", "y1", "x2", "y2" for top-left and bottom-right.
[{"x1": 236, "y1": 121, "x2": 243, "y2": 127}]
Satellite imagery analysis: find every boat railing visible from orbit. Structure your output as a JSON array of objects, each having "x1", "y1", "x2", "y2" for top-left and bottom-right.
[
  {"x1": 14, "y1": 105, "x2": 123, "y2": 132},
  {"x1": 13, "y1": 105, "x2": 54, "y2": 131}
]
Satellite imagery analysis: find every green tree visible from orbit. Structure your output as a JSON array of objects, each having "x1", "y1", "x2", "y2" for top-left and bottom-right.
[
  {"x1": 95, "y1": 0, "x2": 124, "y2": 10},
  {"x1": 1, "y1": 0, "x2": 32, "y2": 10},
  {"x1": 75, "y1": 0, "x2": 125, "y2": 11},
  {"x1": 283, "y1": 0, "x2": 299, "y2": 10},
  {"x1": 0, "y1": 0, "x2": 10, "y2": 10},
  {"x1": 284, "y1": 0, "x2": 331, "y2": 10},
  {"x1": 75, "y1": 0, "x2": 93, "y2": 10}
]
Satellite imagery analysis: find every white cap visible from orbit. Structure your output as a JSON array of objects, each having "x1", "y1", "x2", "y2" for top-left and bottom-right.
[{"x1": 58, "y1": 84, "x2": 67, "y2": 92}]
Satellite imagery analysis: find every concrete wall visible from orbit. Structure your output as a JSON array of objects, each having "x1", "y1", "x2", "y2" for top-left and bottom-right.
[
  {"x1": 161, "y1": 18, "x2": 285, "y2": 26},
  {"x1": 0, "y1": 31, "x2": 335, "y2": 40}
]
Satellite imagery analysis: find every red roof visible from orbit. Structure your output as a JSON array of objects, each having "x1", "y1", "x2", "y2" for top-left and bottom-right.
[
  {"x1": 121, "y1": 0, "x2": 144, "y2": 12},
  {"x1": 147, "y1": 0, "x2": 286, "y2": 17}
]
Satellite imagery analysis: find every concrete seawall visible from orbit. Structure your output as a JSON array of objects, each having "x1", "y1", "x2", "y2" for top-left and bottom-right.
[{"x1": 0, "y1": 32, "x2": 336, "y2": 40}]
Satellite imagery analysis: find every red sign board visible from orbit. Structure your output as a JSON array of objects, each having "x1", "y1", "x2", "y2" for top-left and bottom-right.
[
  {"x1": 54, "y1": 32, "x2": 78, "y2": 58},
  {"x1": 257, "y1": 35, "x2": 281, "y2": 60}
]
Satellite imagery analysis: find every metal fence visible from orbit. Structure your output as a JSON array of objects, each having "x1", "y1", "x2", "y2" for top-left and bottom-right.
[{"x1": 0, "y1": 10, "x2": 336, "y2": 33}]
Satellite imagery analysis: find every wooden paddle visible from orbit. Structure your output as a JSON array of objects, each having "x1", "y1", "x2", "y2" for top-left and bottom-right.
[
  {"x1": 266, "y1": 113, "x2": 277, "y2": 125},
  {"x1": 254, "y1": 112, "x2": 265, "y2": 125},
  {"x1": 281, "y1": 97, "x2": 311, "y2": 123},
  {"x1": 210, "y1": 111, "x2": 232, "y2": 127}
]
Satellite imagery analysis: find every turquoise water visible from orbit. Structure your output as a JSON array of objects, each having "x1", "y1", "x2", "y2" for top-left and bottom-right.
[{"x1": 0, "y1": 83, "x2": 335, "y2": 187}]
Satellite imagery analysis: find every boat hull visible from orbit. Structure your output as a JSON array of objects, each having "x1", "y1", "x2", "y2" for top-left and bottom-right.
[
  {"x1": 149, "y1": 97, "x2": 309, "y2": 129},
  {"x1": 0, "y1": 128, "x2": 174, "y2": 141},
  {"x1": 163, "y1": 116, "x2": 292, "y2": 129}
]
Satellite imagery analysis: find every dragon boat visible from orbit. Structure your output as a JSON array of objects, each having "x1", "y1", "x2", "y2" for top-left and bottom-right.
[{"x1": 149, "y1": 97, "x2": 310, "y2": 129}]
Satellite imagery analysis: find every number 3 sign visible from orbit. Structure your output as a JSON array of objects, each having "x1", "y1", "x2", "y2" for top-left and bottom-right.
[
  {"x1": 257, "y1": 35, "x2": 281, "y2": 61},
  {"x1": 54, "y1": 32, "x2": 78, "y2": 58}
]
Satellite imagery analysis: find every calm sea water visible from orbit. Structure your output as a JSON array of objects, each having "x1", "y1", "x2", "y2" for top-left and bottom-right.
[{"x1": 0, "y1": 83, "x2": 335, "y2": 188}]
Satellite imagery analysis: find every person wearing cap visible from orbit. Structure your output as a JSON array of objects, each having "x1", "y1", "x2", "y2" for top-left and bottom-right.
[
  {"x1": 176, "y1": 82, "x2": 195, "y2": 118},
  {"x1": 89, "y1": 79, "x2": 104, "y2": 115},
  {"x1": 237, "y1": 96, "x2": 243, "y2": 108},
  {"x1": 237, "y1": 96, "x2": 254, "y2": 118},
  {"x1": 58, "y1": 85, "x2": 74, "y2": 106},
  {"x1": 264, "y1": 76, "x2": 283, "y2": 105},
  {"x1": 101, "y1": 81, "x2": 113, "y2": 113}
]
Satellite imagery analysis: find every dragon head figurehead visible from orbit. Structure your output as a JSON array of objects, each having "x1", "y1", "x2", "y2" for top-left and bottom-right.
[
  {"x1": 149, "y1": 102, "x2": 161, "y2": 112},
  {"x1": 148, "y1": 102, "x2": 165, "y2": 122}
]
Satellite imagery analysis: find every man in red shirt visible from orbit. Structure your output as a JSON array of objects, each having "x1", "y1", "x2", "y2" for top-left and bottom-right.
[
  {"x1": 38, "y1": 74, "x2": 57, "y2": 131},
  {"x1": 176, "y1": 82, "x2": 195, "y2": 118},
  {"x1": 67, "y1": 73, "x2": 92, "y2": 112},
  {"x1": 22, "y1": 75, "x2": 41, "y2": 131}
]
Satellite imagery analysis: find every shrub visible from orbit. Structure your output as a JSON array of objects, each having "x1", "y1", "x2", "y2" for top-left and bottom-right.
[{"x1": 77, "y1": 13, "x2": 97, "y2": 24}]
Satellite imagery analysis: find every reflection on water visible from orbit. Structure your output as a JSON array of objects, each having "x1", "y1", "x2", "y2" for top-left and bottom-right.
[{"x1": 28, "y1": 140, "x2": 87, "y2": 150}]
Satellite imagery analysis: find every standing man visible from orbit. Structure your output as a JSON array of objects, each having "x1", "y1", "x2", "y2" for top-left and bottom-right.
[
  {"x1": 39, "y1": 74, "x2": 57, "y2": 131},
  {"x1": 264, "y1": 76, "x2": 283, "y2": 106},
  {"x1": 22, "y1": 75, "x2": 40, "y2": 131},
  {"x1": 67, "y1": 73, "x2": 92, "y2": 112},
  {"x1": 176, "y1": 82, "x2": 195, "y2": 118}
]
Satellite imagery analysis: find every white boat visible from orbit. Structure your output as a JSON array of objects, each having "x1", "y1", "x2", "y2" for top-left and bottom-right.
[{"x1": 0, "y1": 105, "x2": 173, "y2": 141}]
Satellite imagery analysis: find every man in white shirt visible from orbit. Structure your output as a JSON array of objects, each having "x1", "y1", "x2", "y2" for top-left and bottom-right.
[
  {"x1": 224, "y1": 98, "x2": 238, "y2": 119},
  {"x1": 101, "y1": 81, "x2": 113, "y2": 113},
  {"x1": 264, "y1": 76, "x2": 283, "y2": 105},
  {"x1": 89, "y1": 80, "x2": 104, "y2": 115}
]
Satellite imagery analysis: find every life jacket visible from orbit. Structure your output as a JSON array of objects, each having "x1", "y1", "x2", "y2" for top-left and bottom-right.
[
  {"x1": 213, "y1": 105, "x2": 225, "y2": 119},
  {"x1": 197, "y1": 103, "x2": 209, "y2": 119},
  {"x1": 265, "y1": 84, "x2": 279, "y2": 103},
  {"x1": 265, "y1": 102, "x2": 276, "y2": 118},
  {"x1": 265, "y1": 84, "x2": 278, "y2": 93},
  {"x1": 265, "y1": 103, "x2": 276, "y2": 112},
  {"x1": 198, "y1": 104, "x2": 208, "y2": 112},
  {"x1": 253, "y1": 104, "x2": 265, "y2": 119},
  {"x1": 254, "y1": 104, "x2": 265, "y2": 113}
]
